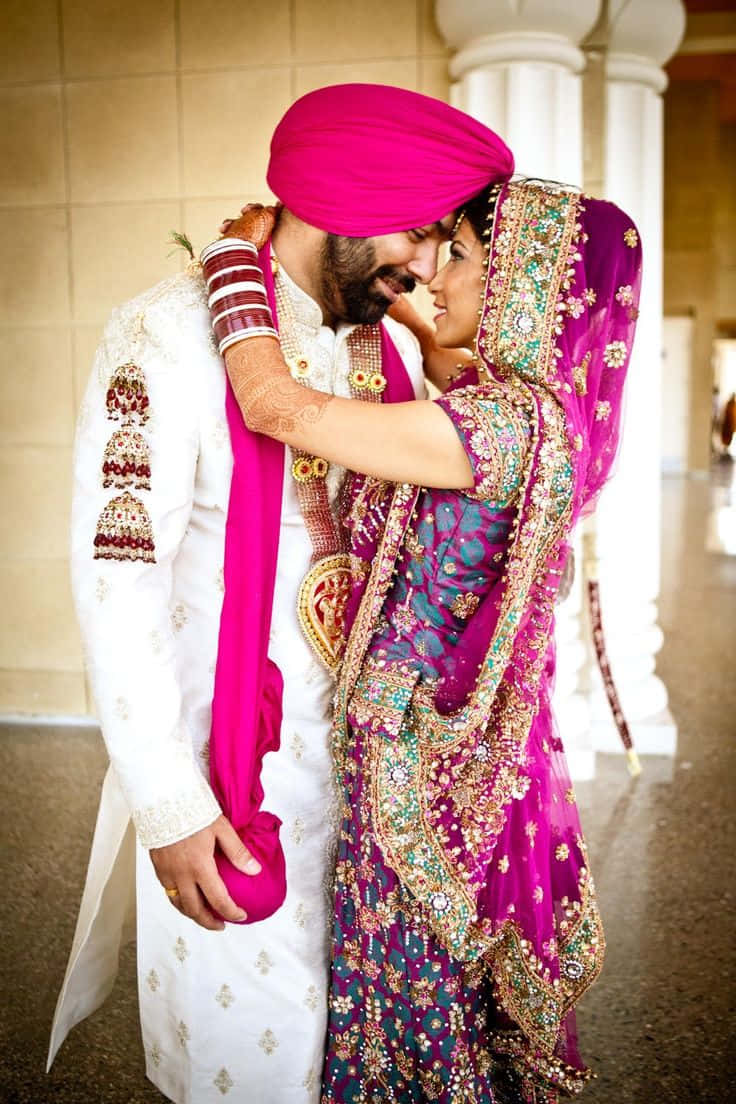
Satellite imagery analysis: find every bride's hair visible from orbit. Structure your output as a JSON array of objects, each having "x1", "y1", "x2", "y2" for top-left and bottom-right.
[{"x1": 460, "y1": 184, "x2": 496, "y2": 242}]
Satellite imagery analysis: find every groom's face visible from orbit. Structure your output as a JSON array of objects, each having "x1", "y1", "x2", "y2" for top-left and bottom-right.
[{"x1": 319, "y1": 216, "x2": 456, "y2": 325}]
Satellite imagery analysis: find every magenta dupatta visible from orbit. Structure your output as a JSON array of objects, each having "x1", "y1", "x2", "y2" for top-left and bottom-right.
[{"x1": 208, "y1": 242, "x2": 414, "y2": 920}]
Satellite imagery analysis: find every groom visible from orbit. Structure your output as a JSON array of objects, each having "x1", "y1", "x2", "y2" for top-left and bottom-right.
[{"x1": 48, "y1": 83, "x2": 513, "y2": 1103}]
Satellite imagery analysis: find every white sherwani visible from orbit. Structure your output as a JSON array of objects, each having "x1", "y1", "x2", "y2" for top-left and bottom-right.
[{"x1": 48, "y1": 265, "x2": 423, "y2": 1103}]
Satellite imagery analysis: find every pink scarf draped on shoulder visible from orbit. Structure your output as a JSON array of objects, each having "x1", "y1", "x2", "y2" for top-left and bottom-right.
[
  {"x1": 207, "y1": 83, "x2": 515, "y2": 921},
  {"x1": 209, "y1": 245, "x2": 417, "y2": 919}
]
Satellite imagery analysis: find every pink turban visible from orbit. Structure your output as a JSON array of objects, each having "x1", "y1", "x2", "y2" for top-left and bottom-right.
[{"x1": 267, "y1": 83, "x2": 514, "y2": 236}]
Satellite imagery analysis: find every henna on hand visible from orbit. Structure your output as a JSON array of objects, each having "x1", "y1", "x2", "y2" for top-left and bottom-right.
[
  {"x1": 221, "y1": 204, "x2": 278, "y2": 250},
  {"x1": 225, "y1": 338, "x2": 332, "y2": 440}
]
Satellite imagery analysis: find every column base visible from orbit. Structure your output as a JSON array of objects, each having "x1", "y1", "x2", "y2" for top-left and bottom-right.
[
  {"x1": 567, "y1": 746, "x2": 597, "y2": 782},
  {"x1": 591, "y1": 706, "x2": 677, "y2": 757}
]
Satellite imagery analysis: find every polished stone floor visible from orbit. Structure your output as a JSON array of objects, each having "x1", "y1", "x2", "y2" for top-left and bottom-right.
[{"x1": 1, "y1": 469, "x2": 734, "y2": 1104}]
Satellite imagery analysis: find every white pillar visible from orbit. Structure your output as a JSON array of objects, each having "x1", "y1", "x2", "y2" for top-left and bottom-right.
[
  {"x1": 436, "y1": 0, "x2": 601, "y2": 186},
  {"x1": 590, "y1": 0, "x2": 685, "y2": 757},
  {"x1": 434, "y1": 0, "x2": 601, "y2": 779}
]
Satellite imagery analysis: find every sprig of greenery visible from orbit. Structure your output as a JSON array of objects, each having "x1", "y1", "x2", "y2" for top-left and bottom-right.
[{"x1": 167, "y1": 230, "x2": 195, "y2": 260}]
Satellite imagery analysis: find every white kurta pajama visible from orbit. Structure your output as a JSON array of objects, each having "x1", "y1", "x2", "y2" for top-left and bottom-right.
[{"x1": 49, "y1": 265, "x2": 423, "y2": 1103}]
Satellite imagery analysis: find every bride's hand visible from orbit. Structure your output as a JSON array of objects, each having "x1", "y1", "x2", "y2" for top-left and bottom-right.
[
  {"x1": 219, "y1": 203, "x2": 279, "y2": 249},
  {"x1": 387, "y1": 293, "x2": 434, "y2": 342}
]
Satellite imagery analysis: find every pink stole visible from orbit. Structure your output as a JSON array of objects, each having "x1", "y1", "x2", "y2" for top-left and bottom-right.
[{"x1": 209, "y1": 242, "x2": 414, "y2": 921}]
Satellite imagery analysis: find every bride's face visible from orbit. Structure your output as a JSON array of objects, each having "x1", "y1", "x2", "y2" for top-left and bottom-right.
[{"x1": 428, "y1": 218, "x2": 484, "y2": 350}]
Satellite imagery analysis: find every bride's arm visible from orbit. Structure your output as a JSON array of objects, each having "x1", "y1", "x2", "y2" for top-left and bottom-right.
[
  {"x1": 224, "y1": 337, "x2": 474, "y2": 490},
  {"x1": 202, "y1": 208, "x2": 473, "y2": 488},
  {"x1": 387, "y1": 295, "x2": 474, "y2": 393}
]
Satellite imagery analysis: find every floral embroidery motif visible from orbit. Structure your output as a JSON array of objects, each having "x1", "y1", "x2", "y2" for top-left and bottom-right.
[
  {"x1": 303, "y1": 1067, "x2": 317, "y2": 1092},
  {"x1": 215, "y1": 566, "x2": 225, "y2": 593},
  {"x1": 215, "y1": 983, "x2": 234, "y2": 1009},
  {"x1": 555, "y1": 843, "x2": 570, "y2": 861},
  {"x1": 603, "y1": 340, "x2": 627, "y2": 368},
  {"x1": 562, "y1": 295, "x2": 584, "y2": 319},
  {"x1": 211, "y1": 419, "x2": 228, "y2": 448},
  {"x1": 176, "y1": 1020, "x2": 190, "y2": 1047},
  {"x1": 498, "y1": 855, "x2": 510, "y2": 873},
  {"x1": 291, "y1": 816, "x2": 305, "y2": 845},
  {"x1": 95, "y1": 576, "x2": 110, "y2": 602},
  {"x1": 451, "y1": 591, "x2": 480, "y2": 620},
  {"x1": 173, "y1": 936, "x2": 189, "y2": 963},
  {"x1": 146, "y1": 968, "x2": 160, "y2": 992},
  {"x1": 615, "y1": 284, "x2": 634, "y2": 306},
  {"x1": 113, "y1": 697, "x2": 129, "y2": 720},
  {"x1": 150, "y1": 1042, "x2": 161, "y2": 1068},
  {"x1": 106, "y1": 362, "x2": 149, "y2": 425},
  {"x1": 294, "y1": 902, "x2": 308, "y2": 928},
  {"x1": 214, "y1": 1068, "x2": 233, "y2": 1095},
  {"x1": 290, "y1": 731, "x2": 305, "y2": 760},
  {"x1": 259, "y1": 1029, "x2": 278, "y2": 1055},
  {"x1": 623, "y1": 227, "x2": 639, "y2": 248},
  {"x1": 170, "y1": 602, "x2": 188, "y2": 632},
  {"x1": 583, "y1": 287, "x2": 597, "y2": 305},
  {"x1": 304, "y1": 985, "x2": 319, "y2": 1011},
  {"x1": 254, "y1": 950, "x2": 272, "y2": 975},
  {"x1": 573, "y1": 351, "x2": 591, "y2": 396},
  {"x1": 102, "y1": 428, "x2": 151, "y2": 490},
  {"x1": 595, "y1": 400, "x2": 612, "y2": 422},
  {"x1": 93, "y1": 491, "x2": 155, "y2": 563}
]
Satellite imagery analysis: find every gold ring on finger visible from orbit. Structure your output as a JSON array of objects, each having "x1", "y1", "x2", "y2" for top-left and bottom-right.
[{"x1": 164, "y1": 886, "x2": 179, "y2": 899}]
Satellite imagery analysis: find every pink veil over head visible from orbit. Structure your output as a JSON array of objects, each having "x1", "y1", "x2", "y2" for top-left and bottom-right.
[{"x1": 338, "y1": 180, "x2": 642, "y2": 1096}]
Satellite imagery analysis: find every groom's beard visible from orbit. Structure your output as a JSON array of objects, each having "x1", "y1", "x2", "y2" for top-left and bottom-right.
[{"x1": 320, "y1": 235, "x2": 416, "y2": 324}]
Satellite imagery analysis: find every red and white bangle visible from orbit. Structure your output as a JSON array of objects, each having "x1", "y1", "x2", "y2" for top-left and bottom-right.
[{"x1": 200, "y1": 238, "x2": 277, "y2": 355}]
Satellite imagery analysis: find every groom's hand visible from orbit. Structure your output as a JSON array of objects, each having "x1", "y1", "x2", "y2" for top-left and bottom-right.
[{"x1": 150, "y1": 814, "x2": 261, "y2": 931}]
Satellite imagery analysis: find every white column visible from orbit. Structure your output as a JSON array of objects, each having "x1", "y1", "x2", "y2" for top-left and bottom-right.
[
  {"x1": 436, "y1": 0, "x2": 601, "y2": 185},
  {"x1": 590, "y1": 0, "x2": 686, "y2": 757},
  {"x1": 434, "y1": 0, "x2": 601, "y2": 779}
]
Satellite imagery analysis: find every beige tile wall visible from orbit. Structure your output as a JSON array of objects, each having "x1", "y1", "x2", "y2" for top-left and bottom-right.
[{"x1": 0, "y1": 0, "x2": 450, "y2": 716}]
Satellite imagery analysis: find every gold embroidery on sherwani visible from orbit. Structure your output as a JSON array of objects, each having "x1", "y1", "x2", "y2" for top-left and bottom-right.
[
  {"x1": 173, "y1": 936, "x2": 189, "y2": 963},
  {"x1": 255, "y1": 949, "x2": 273, "y2": 975},
  {"x1": 214, "y1": 1068, "x2": 234, "y2": 1094},
  {"x1": 215, "y1": 984, "x2": 234, "y2": 1009},
  {"x1": 259, "y1": 1029, "x2": 278, "y2": 1055}
]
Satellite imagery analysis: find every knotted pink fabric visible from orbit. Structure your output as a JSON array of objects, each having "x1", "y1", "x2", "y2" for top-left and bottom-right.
[{"x1": 267, "y1": 83, "x2": 515, "y2": 235}]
